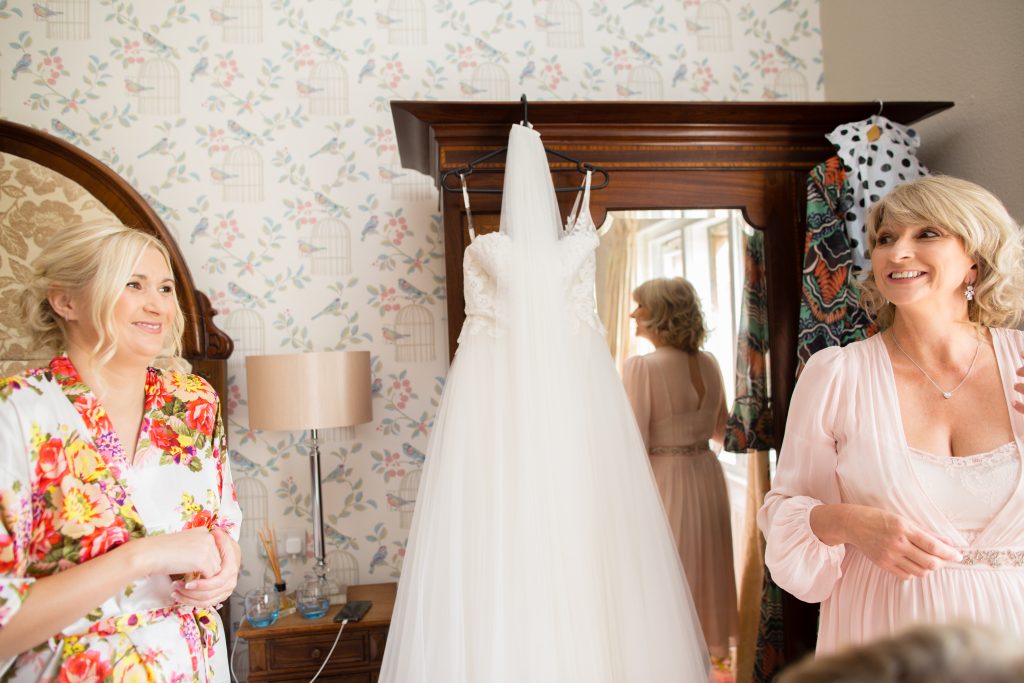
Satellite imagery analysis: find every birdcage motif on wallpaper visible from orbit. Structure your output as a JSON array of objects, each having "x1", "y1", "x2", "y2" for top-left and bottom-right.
[
  {"x1": 774, "y1": 69, "x2": 808, "y2": 100},
  {"x1": 308, "y1": 61, "x2": 349, "y2": 116},
  {"x1": 627, "y1": 65, "x2": 663, "y2": 100},
  {"x1": 398, "y1": 470, "x2": 421, "y2": 529},
  {"x1": 223, "y1": 146, "x2": 263, "y2": 202},
  {"x1": 545, "y1": 0, "x2": 583, "y2": 48},
  {"x1": 385, "y1": 0, "x2": 426, "y2": 46},
  {"x1": 236, "y1": 477, "x2": 269, "y2": 541},
  {"x1": 697, "y1": 2, "x2": 732, "y2": 52},
  {"x1": 223, "y1": 308, "x2": 265, "y2": 361},
  {"x1": 394, "y1": 304, "x2": 435, "y2": 362},
  {"x1": 327, "y1": 550, "x2": 360, "y2": 590},
  {"x1": 310, "y1": 219, "x2": 351, "y2": 276},
  {"x1": 221, "y1": 0, "x2": 263, "y2": 43},
  {"x1": 136, "y1": 59, "x2": 179, "y2": 115},
  {"x1": 470, "y1": 63, "x2": 510, "y2": 100},
  {"x1": 40, "y1": 0, "x2": 89, "y2": 40}
]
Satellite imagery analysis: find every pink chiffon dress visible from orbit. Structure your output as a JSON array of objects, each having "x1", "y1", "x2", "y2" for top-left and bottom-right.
[
  {"x1": 624, "y1": 347, "x2": 739, "y2": 658},
  {"x1": 758, "y1": 327, "x2": 1024, "y2": 653}
]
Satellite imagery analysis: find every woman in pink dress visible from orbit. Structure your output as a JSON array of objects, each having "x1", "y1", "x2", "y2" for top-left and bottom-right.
[
  {"x1": 623, "y1": 277, "x2": 738, "y2": 663},
  {"x1": 759, "y1": 176, "x2": 1024, "y2": 653}
]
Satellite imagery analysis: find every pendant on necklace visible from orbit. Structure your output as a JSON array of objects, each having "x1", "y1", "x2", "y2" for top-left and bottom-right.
[{"x1": 943, "y1": 391, "x2": 952, "y2": 399}]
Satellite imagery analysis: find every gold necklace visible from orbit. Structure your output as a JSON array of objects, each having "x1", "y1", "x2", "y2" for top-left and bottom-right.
[{"x1": 890, "y1": 329, "x2": 981, "y2": 399}]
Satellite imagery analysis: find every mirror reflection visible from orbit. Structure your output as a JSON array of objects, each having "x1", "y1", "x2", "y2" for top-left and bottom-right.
[{"x1": 598, "y1": 209, "x2": 761, "y2": 672}]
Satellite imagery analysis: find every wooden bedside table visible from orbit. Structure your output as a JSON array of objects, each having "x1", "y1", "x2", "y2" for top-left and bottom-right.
[{"x1": 238, "y1": 582, "x2": 396, "y2": 682}]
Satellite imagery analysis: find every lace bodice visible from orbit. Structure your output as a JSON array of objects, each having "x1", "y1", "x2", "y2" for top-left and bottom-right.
[
  {"x1": 459, "y1": 170, "x2": 603, "y2": 342},
  {"x1": 458, "y1": 230, "x2": 603, "y2": 342},
  {"x1": 909, "y1": 441, "x2": 1021, "y2": 540}
]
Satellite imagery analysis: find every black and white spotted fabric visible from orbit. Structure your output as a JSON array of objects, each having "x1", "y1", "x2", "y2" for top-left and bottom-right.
[{"x1": 826, "y1": 115, "x2": 929, "y2": 273}]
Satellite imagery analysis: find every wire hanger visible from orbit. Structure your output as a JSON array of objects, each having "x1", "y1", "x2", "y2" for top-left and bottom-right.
[{"x1": 440, "y1": 94, "x2": 609, "y2": 194}]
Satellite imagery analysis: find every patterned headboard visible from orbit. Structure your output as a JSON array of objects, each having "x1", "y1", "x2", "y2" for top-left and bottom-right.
[{"x1": 0, "y1": 119, "x2": 232, "y2": 397}]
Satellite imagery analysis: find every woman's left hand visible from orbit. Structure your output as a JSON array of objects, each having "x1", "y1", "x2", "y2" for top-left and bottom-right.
[
  {"x1": 171, "y1": 529, "x2": 241, "y2": 608},
  {"x1": 1014, "y1": 355, "x2": 1024, "y2": 415}
]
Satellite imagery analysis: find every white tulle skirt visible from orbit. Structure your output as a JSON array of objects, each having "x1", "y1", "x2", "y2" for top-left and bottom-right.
[{"x1": 380, "y1": 326, "x2": 711, "y2": 683}]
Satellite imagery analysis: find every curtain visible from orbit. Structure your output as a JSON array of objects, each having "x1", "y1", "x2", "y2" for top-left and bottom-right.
[{"x1": 596, "y1": 217, "x2": 638, "y2": 375}]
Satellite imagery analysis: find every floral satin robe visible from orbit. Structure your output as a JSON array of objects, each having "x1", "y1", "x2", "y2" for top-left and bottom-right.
[{"x1": 0, "y1": 356, "x2": 242, "y2": 682}]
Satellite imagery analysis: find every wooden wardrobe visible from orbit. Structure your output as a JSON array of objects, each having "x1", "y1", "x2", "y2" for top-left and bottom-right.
[{"x1": 390, "y1": 100, "x2": 952, "y2": 666}]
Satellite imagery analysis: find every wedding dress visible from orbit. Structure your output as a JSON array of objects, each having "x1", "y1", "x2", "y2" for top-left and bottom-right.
[{"x1": 379, "y1": 124, "x2": 710, "y2": 683}]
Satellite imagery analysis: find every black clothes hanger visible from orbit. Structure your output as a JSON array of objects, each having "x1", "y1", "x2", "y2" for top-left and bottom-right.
[{"x1": 440, "y1": 94, "x2": 610, "y2": 194}]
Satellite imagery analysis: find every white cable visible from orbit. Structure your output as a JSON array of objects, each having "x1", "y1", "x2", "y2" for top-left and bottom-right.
[
  {"x1": 309, "y1": 619, "x2": 347, "y2": 683},
  {"x1": 228, "y1": 630, "x2": 241, "y2": 683}
]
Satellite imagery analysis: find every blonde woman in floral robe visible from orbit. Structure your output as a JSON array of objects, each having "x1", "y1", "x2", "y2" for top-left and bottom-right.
[{"x1": 0, "y1": 223, "x2": 241, "y2": 682}]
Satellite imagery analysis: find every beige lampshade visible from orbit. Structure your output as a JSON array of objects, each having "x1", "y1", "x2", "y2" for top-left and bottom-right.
[{"x1": 245, "y1": 351, "x2": 373, "y2": 432}]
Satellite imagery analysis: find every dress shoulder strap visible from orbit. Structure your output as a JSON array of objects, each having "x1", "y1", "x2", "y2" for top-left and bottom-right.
[
  {"x1": 459, "y1": 173, "x2": 477, "y2": 242},
  {"x1": 564, "y1": 170, "x2": 593, "y2": 235}
]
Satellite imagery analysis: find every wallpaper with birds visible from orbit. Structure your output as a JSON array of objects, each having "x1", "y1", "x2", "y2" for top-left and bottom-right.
[{"x1": 0, "y1": 0, "x2": 821, "y2": 647}]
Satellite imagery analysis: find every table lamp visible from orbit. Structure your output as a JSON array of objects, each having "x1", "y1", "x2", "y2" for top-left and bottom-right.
[{"x1": 245, "y1": 351, "x2": 373, "y2": 596}]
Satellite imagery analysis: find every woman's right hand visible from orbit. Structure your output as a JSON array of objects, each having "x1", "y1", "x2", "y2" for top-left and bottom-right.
[
  {"x1": 132, "y1": 527, "x2": 223, "y2": 579},
  {"x1": 843, "y1": 505, "x2": 962, "y2": 580}
]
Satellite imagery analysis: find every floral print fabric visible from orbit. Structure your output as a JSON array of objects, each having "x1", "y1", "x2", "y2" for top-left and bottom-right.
[{"x1": 0, "y1": 356, "x2": 241, "y2": 682}]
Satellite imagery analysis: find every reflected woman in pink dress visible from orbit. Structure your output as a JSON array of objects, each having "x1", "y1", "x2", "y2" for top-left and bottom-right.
[
  {"x1": 759, "y1": 176, "x2": 1024, "y2": 653},
  {"x1": 623, "y1": 277, "x2": 739, "y2": 663}
]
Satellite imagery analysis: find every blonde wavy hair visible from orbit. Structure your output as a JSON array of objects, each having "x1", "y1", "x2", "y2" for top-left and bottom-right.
[
  {"x1": 859, "y1": 176, "x2": 1024, "y2": 329},
  {"x1": 632, "y1": 277, "x2": 707, "y2": 352},
  {"x1": 19, "y1": 221, "x2": 185, "y2": 374}
]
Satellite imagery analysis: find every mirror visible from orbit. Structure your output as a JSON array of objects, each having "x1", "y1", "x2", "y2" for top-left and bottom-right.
[{"x1": 597, "y1": 208, "x2": 764, "y2": 673}]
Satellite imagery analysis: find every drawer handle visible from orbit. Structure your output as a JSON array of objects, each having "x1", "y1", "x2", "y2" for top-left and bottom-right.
[{"x1": 311, "y1": 648, "x2": 322, "y2": 660}]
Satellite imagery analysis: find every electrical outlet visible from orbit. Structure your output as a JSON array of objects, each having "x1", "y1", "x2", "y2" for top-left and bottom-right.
[{"x1": 255, "y1": 527, "x2": 305, "y2": 558}]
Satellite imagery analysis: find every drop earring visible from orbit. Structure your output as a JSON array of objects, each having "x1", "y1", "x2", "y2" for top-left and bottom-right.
[{"x1": 965, "y1": 284, "x2": 975, "y2": 301}]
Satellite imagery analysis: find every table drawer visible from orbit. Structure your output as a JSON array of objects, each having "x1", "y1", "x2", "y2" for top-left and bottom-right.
[{"x1": 267, "y1": 631, "x2": 369, "y2": 671}]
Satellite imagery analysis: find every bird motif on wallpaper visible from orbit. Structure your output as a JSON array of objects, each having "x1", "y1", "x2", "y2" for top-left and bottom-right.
[
  {"x1": 142, "y1": 193, "x2": 172, "y2": 217},
  {"x1": 671, "y1": 63, "x2": 689, "y2": 88},
  {"x1": 312, "y1": 35, "x2": 342, "y2": 58},
  {"x1": 138, "y1": 137, "x2": 170, "y2": 158},
  {"x1": 519, "y1": 60, "x2": 535, "y2": 84},
  {"x1": 31, "y1": 2, "x2": 61, "y2": 18},
  {"x1": 615, "y1": 84, "x2": 641, "y2": 97},
  {"x1": 229, "y1": 449, "x2": 270, "y2": 478},
  {"x1": 314, "y1": 191, "x2": 345, "y2": 215},
  {"x1": 402, "y1": 442, "x2": 426, "y2": 466},
  {"x1": 312, "y1": 297, "x2": 343, "y2": 319},
  {"x1": 298, "y1": 240, "x2": 326, "y2": 256},
  {"x1": 11, "y1": 53, "x2": 31, "y2": 80},
  {"x1": 386, "y1": 493, "x2": 415, "y2": 510},
  {"x1": 295, "y1": 80, "x2": 323, "y2": 96},
  {"x1": 190, "y1": 56, "x2": 209, "y2": 82},
  {"x1": 775, "y1": 45, "x2": 805, "y2": 68},
  {"x1": 369, "y1": 545, "x2": 388, "y2": 572},
  {"x1": 370, "y1": 377, "x2": 383, "y2": 396},
  {"x1": 376, "y1": 12, "x2": 401, "y2": 26},
  {"x1": 629, "y1": 40, "x2": 656, "y2": 63},
  {"x1": 684, "y1": 19, "x2": 707, "y2": 33},
  {"x1": 533, "y1": 16, "x2": 557, "y2": 30},
  {"x1": 357, "y1": 59, "x2": 376, "y2": 84},
  {"x1": 50, "y1": 118, "x2": 82, "y2": 143},
  {"x1": 397, "y1": 278, "x2": 427, "y2": 300},
  {"x1": 459, "y1": 81, "x2": 486, "y2": 96},
  {"x1": 769, "y1": 0, "x2": 798, "y2": 13},
  {"x1": 227, "y1": 119, "x2": 256, "y2": 142},
  {"x1": 124, "y1": 78, "x2": 154, "y2": 94},
  {"x1": 142, "y1": 32, "x2": 176, "y2": 57},
  {"x1": 309, "y1": 137, "x2": 340, "y2": 158},
  {"x1": 323, "y1": 524, "x2": 356, "y2": 547},
  {"x1": 473, "y1": 37, "x2": 500, "y2": 61},
  {"x1": 228, "y1": 281, "x2": 257, "y2": 304},
  {"x1": 377, "y1": 167, "x2": 404, "y2": 182},
  {"x1": 190, "y1": 216, "x2": 209, "y2": 244},
  {"x1": 209, "y1": 167, "x2": 237, "y2": 183},
  {"x1": 381, "y1": 327, "x2": 410, "y2": 343},
  {"x1": 360, "y1": 214, "x2": 379, "y2": 241},
  {"x1": 209, "y1": 9, "x2": 236, "y2": 23}
]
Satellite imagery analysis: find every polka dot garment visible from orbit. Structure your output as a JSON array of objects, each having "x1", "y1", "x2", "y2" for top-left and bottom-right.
[{"x1": 826, "y1": 115, "x2": 929, "y2": 273}]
